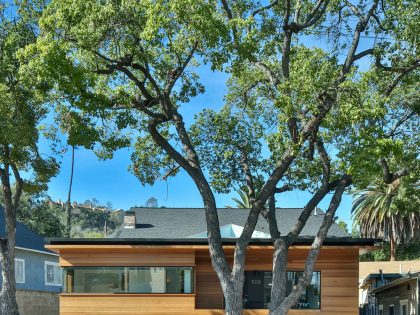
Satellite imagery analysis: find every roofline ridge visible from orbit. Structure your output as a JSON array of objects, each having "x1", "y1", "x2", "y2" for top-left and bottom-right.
[{"x1": 130, "y1": 207, "x2": 305, "y2": 210}]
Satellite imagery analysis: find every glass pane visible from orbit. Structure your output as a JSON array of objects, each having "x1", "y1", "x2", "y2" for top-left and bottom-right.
[
  {"x1": 69, "y1": 267, "x2": 126, "y2": 293},
  {"x1": 128, "y1": 267, "x2": 165, "y2": 293},
  {"x1": 64, "y1": 267, "x2": 194, "y2": 294},
  {"x1": 244, "y1": 271, "x2": 320, "y2": 310},
  {"x1": 287, "y1": 271, "x2": 320, "y2": 309},
  {"x1": 166, "y1": 267, "x2": 194, "y2": 293}
]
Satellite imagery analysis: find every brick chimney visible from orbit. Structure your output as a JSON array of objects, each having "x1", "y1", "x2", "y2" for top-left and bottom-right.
[{"x1": 124, "y1": 211, "x2": 136, "y2": 229}]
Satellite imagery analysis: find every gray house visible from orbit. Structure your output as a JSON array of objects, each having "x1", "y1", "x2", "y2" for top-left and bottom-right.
[
  {"x1": 0, "y1": 208, "x2": 61, "y2": 315},
  {"x1": 370, "y1": 272, "x2": 420, "y2": 315}
]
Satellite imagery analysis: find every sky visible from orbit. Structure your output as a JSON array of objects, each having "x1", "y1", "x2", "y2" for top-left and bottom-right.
[{"x1": 41, "y1": 64, "x2": 355, "y2": 227}]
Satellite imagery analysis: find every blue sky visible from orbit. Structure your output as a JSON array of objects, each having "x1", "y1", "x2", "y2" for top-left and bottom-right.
[{"x1": 42, "y1": 64, "x2": 355, "y2": 227}]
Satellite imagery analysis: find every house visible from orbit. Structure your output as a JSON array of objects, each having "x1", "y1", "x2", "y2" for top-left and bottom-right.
[
  {"x1": 0, "y1": 208, "x2": 61, "y2": 315},
  {"x1": 359, "y1": 261, "x2": 420, "y2": 313},
  {"x1": 370, "y1": 272, "x2": 420, "y2": 315},
  {"x1": 359, "y1": 272, "x2": 403, "y2": 315},
  {"x1": 46, "y1": 207, "x2": 377, "y2": 315}
]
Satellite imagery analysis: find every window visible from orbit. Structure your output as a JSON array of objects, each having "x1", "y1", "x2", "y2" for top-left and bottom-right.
[
  {"x1": 15, "y1": 258, "x2": 25, "y2": 284},
  {"x1": 243, "y1": 271, "x2": 321, "y2": 309},
  {"x1": 64, "y1": 267, "x2": 193, "y2": 294},
  {"x1": 400, "y1": 300, "x2": 408, "y2": 315},
  {"x1": 389, "y1": 304, "x2": 395, "y2": 315},
  {"x1": 45, "y1": 261, "x2": 62, "y2": 286},
  {"x1": 378, "y1": 304, "x2": 383, "y2": 315}
]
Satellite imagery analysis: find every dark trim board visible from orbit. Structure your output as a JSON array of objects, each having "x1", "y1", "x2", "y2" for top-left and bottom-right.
[{"x1": 47, "y1": 237, "x2": 378, "y2": 246}]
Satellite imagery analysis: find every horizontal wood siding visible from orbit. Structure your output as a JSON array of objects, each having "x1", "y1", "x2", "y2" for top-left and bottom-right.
[
  {"x1": 57, "y1": 246, "x2": 360, "y2": 315},
  {"x1": 59, "y1": 250, "x2": 195, "y2": 267},
  {"x1": 195, "y1": 248, "x2": 359, "y2": 315},
  {"x1": 359, "y1": 260, "x2": 420, "y2": 280},
  {"x1": 60, "y1": 295, "x2": 196, "y2": 315}
]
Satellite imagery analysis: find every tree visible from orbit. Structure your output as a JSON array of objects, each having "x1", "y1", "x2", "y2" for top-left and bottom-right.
[
  {"x1": 337, "y1": 221, "x2": 349, "y2": 234},
  {"x1": 25, "y1": 0, "x2": 418, "y2": 314},
  {"x1": 16, "y1": 193, "x2": 65, "y2": 238},
  {"x1": 352, "y1": 178, "x2": 420, "y2": 261},
  {"x1": 0, "y1": 2, "x2": 58, "y2": 313},
  {"x1": 144, "y1": 197, "x2": 158, "y2": 208}
]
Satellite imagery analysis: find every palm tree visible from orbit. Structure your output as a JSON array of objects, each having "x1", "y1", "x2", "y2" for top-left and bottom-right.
[
  {"x1": 229, "y1": 187, "x2": 253, "y2": 208},
  {"x1": 352, "y1": 180, "x2": 420, "y2": 261}
]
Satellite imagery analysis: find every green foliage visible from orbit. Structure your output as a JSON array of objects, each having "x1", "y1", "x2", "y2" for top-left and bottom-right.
[
  {"x1": 0, "y1": 192, "x2": 65, "y2": 238},
  {"x1": 352, "y1": 178, "x2": 420, "y2": 254},
  {"x1": 336, "y1": 221, "x2": 349, "y2": 234},
  {"x1": 360, "y1": 241, "x2": 420, "y2": 262},
  {"x1": 191, "y1": 107, "x2": 265, "y2": 193},
  {"x1": 144, "y1": 197, "x2": 158, "y2": 208},
  {"x1": 0, "y1": 1, "x2": 59, "y2": 193}
]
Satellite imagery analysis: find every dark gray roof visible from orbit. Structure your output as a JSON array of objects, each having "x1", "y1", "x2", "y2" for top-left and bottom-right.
[
  {"x1": 0, "y1": 206, "x2": 54, "y2": 255},
  {"x1": 371, "y1": 272, "x2": 420, "y2": 294},
  {"x1": 109, "y1": 207, "x2": 350, "y2": 239}
]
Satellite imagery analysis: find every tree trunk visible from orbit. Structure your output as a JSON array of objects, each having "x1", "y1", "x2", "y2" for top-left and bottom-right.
[
  {"x1": 270, "y1": 238, "x2": 288, "y2": 312},
  {"x1": 65, "y1": 145, "x2": 75, "y2": 238},
  {"x1": 223, "y1": 281, "x2": 243, "y2": 315},
  {"x1": 389, "y1": 236, "x2": 396, "y2": 261},
  {"x1": 0, "y1": 239, "x2": 19, "y2": 315},
  {"x1": 0, "y1": 178, "x2": 20, "y2": 315}
]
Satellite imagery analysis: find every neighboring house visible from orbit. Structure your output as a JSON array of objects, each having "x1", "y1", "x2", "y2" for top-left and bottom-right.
[
  {"x1": 0, "y1": 207, "x2": 61, "y2": 315},
  {"x1": 359, "y1": 272, "x2": 403, "y2": 315},
  {"x1": 359, "y1": 261, "x2": 420, "y2": 311},
  {"x1": 47, "y1": 207, "x2": 377, "y2": 315},
  {"x1": 371, "y1": 272, "x2": 420, "y2": 315}
]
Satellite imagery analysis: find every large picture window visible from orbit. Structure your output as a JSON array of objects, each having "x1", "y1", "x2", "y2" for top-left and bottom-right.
[
  {"x1": 64, "y1": 267, "x2": 193, "y2": 294},
  {"x1": 243, "y1": 271, "x2": 321, "y2": 309}
]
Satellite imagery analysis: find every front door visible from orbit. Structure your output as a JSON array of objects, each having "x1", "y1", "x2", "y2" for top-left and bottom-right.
[{"x1": 244, "y1": 271, "x2": 265, "y2": 309}]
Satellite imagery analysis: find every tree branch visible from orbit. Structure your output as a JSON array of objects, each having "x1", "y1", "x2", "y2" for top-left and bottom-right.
[
  {"x1": 385, "y1": 59, "x2": 420, "y2": 96},
  {"x1": 378, "y1": 158, "x2": 410, "y2": 184},
  {"x1": 385, "y1": 110, "x2": 417, "y2": 138},
  {"x1": 10, "y1": 164, "x2": 23, "y2": 211},
  {"x1": 254, "y1": 62, "x2": 281, "y2": 86},
  {"x1": 240, "y1": 153, "x2": 256, "y2": 201},
  {"x1": 272, "y1": 175, "x2": 352, "y2": 314},
  {"x1": 353, "y1": 48, "x2": 374, "y2": 61},
  {"x1": 165, "y1": 41, "x2": 199, "y2": 94},
  {"x1": 341, "y1": 0, "x2": 379, "y2": 77},
  {"x1": 252, "y1": 0, "x2": 279, "y2": 17}
]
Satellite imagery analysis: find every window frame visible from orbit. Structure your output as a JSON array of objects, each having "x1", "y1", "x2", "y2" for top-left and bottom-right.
[
  {"x1": 400, "y1": 299, "x2": 408, "y2": 315},
  {"x1": 242, "y1": 270, "x2": 321, "y2": 310},
  {"x1": 15, "y1": 258, "x2": 25, "y2": 284},
  {"x1": 388, "y1": 304, "x2": 395, "y2": 315},
  {"x1": 63, "y1": 266, "x2": 194, "y2": 294},
  {"x1": 45, "y1": 261, "x2": 62, "y2": 286}
]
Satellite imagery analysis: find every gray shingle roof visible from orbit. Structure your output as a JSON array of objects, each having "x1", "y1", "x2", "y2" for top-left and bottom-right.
[
  {"x1": 109, "y1": 207, "x2": 350, "y2": 239},
  {"x1": 0, "y1": 206, "x2": 54, "y2": 255}
]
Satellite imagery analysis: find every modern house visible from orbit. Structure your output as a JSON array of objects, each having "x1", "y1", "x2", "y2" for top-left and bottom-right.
[
  {"x1": 46, "y1": 207, "x2": 377, "y2": 315},
  {"x1": 0, "y1": 208, "x2": 61, "y2": 315}
]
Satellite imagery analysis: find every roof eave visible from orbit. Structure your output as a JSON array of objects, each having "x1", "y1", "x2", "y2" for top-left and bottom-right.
[{"x1": 46, "y1": 237, "x2": 378, "y2": 246}]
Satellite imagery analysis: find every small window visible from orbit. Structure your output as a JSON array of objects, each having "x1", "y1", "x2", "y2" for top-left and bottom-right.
[
  {"x1": 15, "y1": 258, "x2": 25, "y2": 284},
  {"x1": 378, "y1": 304, "x2": 383, "y2": 315},
  {"x1": 400, "y1": 299, "x2": 408, "y2": 315},
  {"x1": 45, "y1": 261, "x2": 62, "y2": 286},
  {"x1": 389, "y1": 304, "x2": 395, "y2": 315}
]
